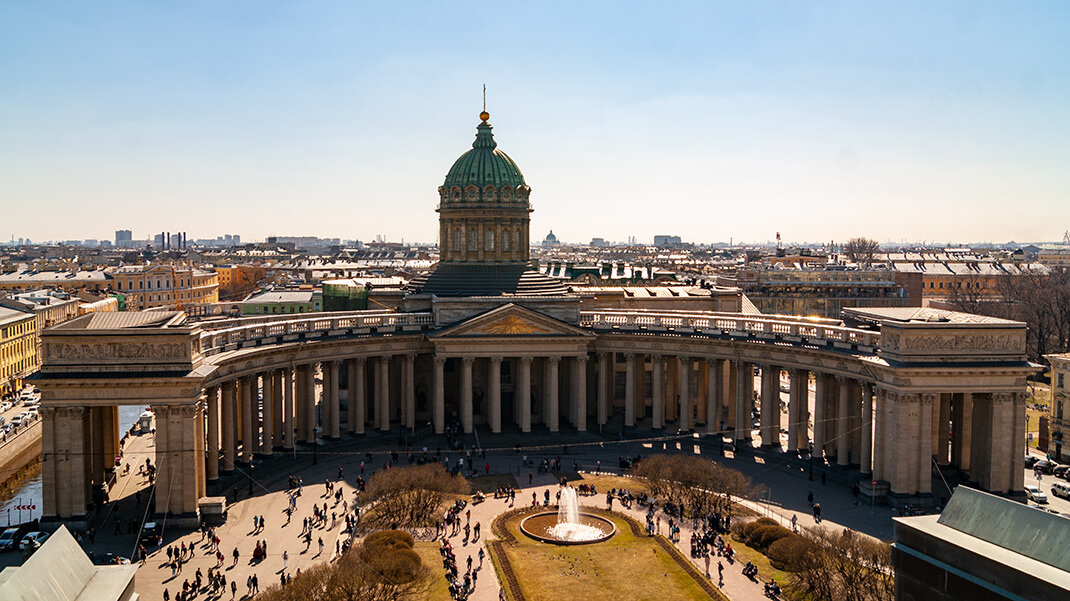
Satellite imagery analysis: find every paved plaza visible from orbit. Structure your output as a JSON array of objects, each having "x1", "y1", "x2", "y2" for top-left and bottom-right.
[{"x1": 25, "y1": 423, "x2": 908, "y2": 601}]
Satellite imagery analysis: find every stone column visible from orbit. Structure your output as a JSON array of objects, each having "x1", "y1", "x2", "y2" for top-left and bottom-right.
[
  {"x1": 574, "y1": 355, "x2": 588, "y2": 431},
  {"x1": 519, "y1": 356, "x2": 532, "y2": 432},
  {"x1": 597, "y1": 352, "x2": 609, "y2": 426},
  {"x1": 206, "y1": 386, "x2": 220, "y2": 480},
  {"x1": 678, "y1": 356, "x2": 691, "y2": 431},
  {"x1": 889, "y1": 392, "x2": 919, "y2": 495},
  {"x1": 404, "y1": 354, "x2": 416, "y2": 430},
  {"x1": 836, "y1": 376, "x2": 850, "y2": 466},
  {"x1": 761, "y1": 365, "x2": 778, "y2": 447},
  {"x1": 40, "y1": 407, "x2": 58, "y2": 518},
  {"x1": 377, "y1": 356, "x2": 391, "y2": 431},
  {"x1": 959, "y1": 393, "x2": 973, "y2": 471},
  {"x1": 546, "y1": 356, "x2": 560, "y2": 432},
  {"x1": 489, "y1": 356, "x2": 502, "y2": 433},
  {"x1": 787, "y1": 369, "x2": 803, "y2": 452},
  {"x1": 295, "y1": 366, "x2": 308, "y2": 443},
  {"x1": 327, "y1": 357, "x2": 340, "y2": 438},
  {"x1": 873, "y1": 388, "x2": 886, "y2": 482},
  {"x1": 306, "y1": 364, "x2": 317, "y2": 441},
  {"x1": 433, "y1": 356, "x2": 445, "y2": 434},
  {"x1": 349, "y1": 358, "x2": 366, "y2": 434},
  {"x1": 651, "y1": 354, "x2": 664, "y2": 429},
  {"x1": 734, "y1": 361, "x2": 750, "y2": 445},
  {"x1": 624, "y1": 353, "x2": 636, "y2": 427},
  {"x1": 706, "y1": 358, "x2": 723, "y2": 435},
  {"x1": 461, "y1": 356, "x2": 474, "y2": 433},
  {"x1": 937, "y1": 393, "x2": 951, "y2": 465},
  {"x1": 262, "y1": 373, "x2": 275, "y2": 454},
  {"x1": 154, "y1": 403, "x2": 205, "y2": 516},
  {"x1": 1011, "y1": 391, "x2": 1026, "y2": 494},
  {"x1": 272, "y1": 370, "x2": 283, "y2": 447},
  {"x1": 918, "y1": 393, "x2": 935, "y2": 494},
  {"x1": 221, "y1": 380, "x2": 237, "y2": 470},
  {"x1": 860, "y1": 384, "x2": 873, "y2": 475},
  {"x1": 283, "y1": 368, "x2": 294, "y2": 449},
  {"x1": 813, "y1": 374, "x2": 826, "y2": 460},
  {"x1": 241, "y1": 375, "x2": 255, "y2": 464},
  {"x1": 45, "y1": 407, "x2": 89, "y2": 518}
]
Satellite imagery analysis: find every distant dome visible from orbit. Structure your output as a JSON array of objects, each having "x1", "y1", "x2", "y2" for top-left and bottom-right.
[
  {"x1": 544, "y1": 230, "x2": 559, "y2": 245},
  {"x1": 443, "y1": 116, "x2": 527, "y2": 188}
]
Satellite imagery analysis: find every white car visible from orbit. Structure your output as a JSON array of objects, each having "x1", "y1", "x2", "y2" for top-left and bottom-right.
[
  {"x1": 18, "y1": 531, "x2": 48, "y2": 550},
  {"x1": 0, "y1": 401, "x2": 11, "y2": 412},
  {"x1": 1025, "y1": 484, "x2": 1048, "y2": 504}
]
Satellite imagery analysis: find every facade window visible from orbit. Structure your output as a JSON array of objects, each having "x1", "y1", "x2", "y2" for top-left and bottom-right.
[
  {"x1": 485, "y1": 230, "x2": 494, "y2": 252},
  {"x1": 468, "y1": 230, "x2": 478, "y2": 252},
  {"x1": 452, "y1": 230, "x2": 462, "y2": 252},
  {"x1": 502, "y1": 230, "x2": 510, "y2": 252},
  {"x1": 1059, "y1": 373, "x2": 1065, "y2": 389}
]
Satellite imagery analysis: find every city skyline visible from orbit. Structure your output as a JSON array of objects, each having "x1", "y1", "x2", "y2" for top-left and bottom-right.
[{"x1": 2, "y1": 2, "x2": 1069, "y2": 244}]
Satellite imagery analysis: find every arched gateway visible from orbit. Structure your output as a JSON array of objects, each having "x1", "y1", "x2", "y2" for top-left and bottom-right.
[{"x1": 34, "y1": 112, "x2": 1037, "y2": 524}]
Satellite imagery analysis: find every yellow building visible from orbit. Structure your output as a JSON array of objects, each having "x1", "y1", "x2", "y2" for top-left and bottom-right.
[
  {"x1": 214, "y1": 264, "x2": 267, "y2": 300},
  {"x1": 0, "y1": 305, "x2": 36, "y2": 397},
  {"x1": 110, "y1": 264, "x2": 219, "y2": 311}
]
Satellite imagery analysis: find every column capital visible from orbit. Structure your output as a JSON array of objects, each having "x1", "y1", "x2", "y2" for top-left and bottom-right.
[
  {"x1": 920, "y1": 393, "x2": 937, "y2": 406},
  {"x1": 489, "y1": 355, "x2": 503, "y2": 365},
  {"x1": 462, "y1": 356, "x2": 475, "y2": 366},
  {"x1": 651, "y1": 353, "x2": 663, "y2": 361},
  {"x1": 354, "y1": 356, "x2": 367, "y2": 365},
  {"x1": 678, "y1": 355, "x2": 690, "y2": 362},
  {"x1": 624, "y1": 352, "x2": 635, "y2": 361},
  {"x1": 705, "y1": 357, "x2": 721, "y2": 366},
  {"x1": 576, "y1": 355, "x2": 588, "y2": 366},
  {"x1": 547, "y1": 355, "x2": 560, "y2": 365},
  {"x1": 597, "y1": 351, "x2": 608, "y2": 360},
  {"x1": 992, "y1": 392, "x2": 1012, "y2": 404},
  {"x1": 520, "y1": 356, "x2": 533, "y2": 366},
  {"x1": 433, "y1": 355, "x2": 446, "y2": 366},
  {"x1": 834, "y1": 374, "x2": 847, "y2": 384}
]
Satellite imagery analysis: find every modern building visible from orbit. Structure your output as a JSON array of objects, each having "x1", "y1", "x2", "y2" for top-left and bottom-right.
[
  {"x1": 892, "y1": 486, "x2": 1070, "y2": 601},
  {"x1": 0, "y1": 304, "x2": 36, "y2": 397},
  {"x1": 33, "y1": 110, "x2": 1037, "y2": 527},
  {"x1": 114, "y1": 230, "x2": 132, "y2": 247},
  {"x1": 241, "y1": 288, "x2": 322, "y2": 315},
  {"x1": 653, "y1": 235, "x2": 682, "y2": 247},
  {"x1": 110, "y1": 264, "x2": 219, "y2": 310},
  {"x1": 729, "y1": 267, "x2": 914, "y2": 318}
]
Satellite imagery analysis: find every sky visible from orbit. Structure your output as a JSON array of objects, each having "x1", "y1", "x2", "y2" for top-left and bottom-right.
[{"x1": 2, "y1": 2, "x2": 1069, "y2": 246}]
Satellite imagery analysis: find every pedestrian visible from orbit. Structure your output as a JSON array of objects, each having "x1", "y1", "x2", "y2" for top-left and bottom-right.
[
  {"x1": 807, "y1": 490, "x2": 813, "y2": 506},
  {"x1": 283, "y1": 550, "x2": 289, "y2": 570},
  {"x1": 252, "y1": 574, "x2": 259, "y2": 593},
  {"x1": 230, "y1": 580, "x2": 237, "y2": 599},
  {"x1": 791, "y1": 514, "x2": 798, "y2": 532},
  {"x1": 232, "y1": 547, "x2": 239, "y2": 566},
  {"x1": 717, "y1": 560, "x2": 724, "y2": 586}
]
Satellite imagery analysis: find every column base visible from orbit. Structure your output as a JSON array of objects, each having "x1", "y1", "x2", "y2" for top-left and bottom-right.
[
  {"x1": 886, "y1": 489, "x2": 936, "y2": 510},
  {"x1": 860, "y1": 479, "x2": 889, "y2": 505},
  {"x1": 40, "y1": 515, "x2": 89, "y2": 532},
  {"x1": 153, "y1": 510, "x2": 200, "y2": 529}
]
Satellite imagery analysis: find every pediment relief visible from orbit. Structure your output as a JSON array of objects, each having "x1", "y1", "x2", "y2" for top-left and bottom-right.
[{"x1": 432, "y1": 304, "x2": 594, "y2": 339}]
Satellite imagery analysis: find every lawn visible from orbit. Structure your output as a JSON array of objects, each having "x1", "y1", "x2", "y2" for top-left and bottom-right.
[
  {"x1": 413, "y1": 541, "x2": 453, "y2": 601},
  {"x1": 494, "y1": 510, "x2": 721, "y2": 601}
]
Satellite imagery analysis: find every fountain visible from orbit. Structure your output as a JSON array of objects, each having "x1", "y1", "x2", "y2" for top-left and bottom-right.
[{"x1": 519, "y1": 486, "x2": 615, "y2": 545}]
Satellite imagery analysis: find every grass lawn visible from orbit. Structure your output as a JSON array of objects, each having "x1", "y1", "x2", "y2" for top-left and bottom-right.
[
  {"x1": 579, "y1": 473, "x2": 650, "y2": 494},
  {"x1": 469, "y1": 472, "x2": 519, "y2": 493},
  {"x1": 413, "y1": 541, "x2": 453, "y2": 601},
  {"x1": 496, "y1": 511, "x2": 719, "y2": 601}
]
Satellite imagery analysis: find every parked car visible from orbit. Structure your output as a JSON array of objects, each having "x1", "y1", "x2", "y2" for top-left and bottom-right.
[
  {"x1": 0, "y1": 528, "x2": 20, "y2": 551},
  {"x1": 18, "y1": 531, "x2": 49, "y2": 550},
  {"x1": 1034, "y1": 460, "x2": 1056, "y2": 474},
  {"x1": 1051, "y1": 481, "x2": 1070, "y2": 499},
  {"x1": 93, "y1": 552, "x2": 131, "y2": 565},
  {"x1": 0, "y1": 401, "x2": 12, "y2": 412},
  {"x1": 1053, "y1": 464, "x2": 1070, "y2": 479},
  {"x1": 1024, "y1": 484, "x2": 1048, "y2": 504},
  {"x1": 9, "y1": 416, "x2": 22, "y2": 427}
]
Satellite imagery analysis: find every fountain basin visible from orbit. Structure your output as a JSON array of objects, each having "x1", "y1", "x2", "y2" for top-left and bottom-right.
[{"x1": 519, "y1": 511, "x2": 616, "y2": 545}]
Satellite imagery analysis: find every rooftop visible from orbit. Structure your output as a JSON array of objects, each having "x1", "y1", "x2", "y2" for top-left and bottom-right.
[
  {"x1": 53, "y1": 311, "x2": 187, "y2": 330},
  {"x1": 842, "y1": 306, "x2": 1022, "y2": 325},
  {"x1": 0, "y1": 525, "x2": 138, "y2": 601}
]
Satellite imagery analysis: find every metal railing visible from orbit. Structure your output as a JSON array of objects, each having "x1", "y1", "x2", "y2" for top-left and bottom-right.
[{"x1": 579, "y1": 310, "x2": 880, "y2": 350}]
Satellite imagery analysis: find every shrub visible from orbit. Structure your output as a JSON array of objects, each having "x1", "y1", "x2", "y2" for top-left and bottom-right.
[
  {"x1": 755, "y1": 525, "x2": 793, "y2": 551},
  {"x1": 767, "y1": 534, "x2": 817, "y2": 572},
  {"x1": 740, "y1": 517, "x2": 779, "y2": 545}
]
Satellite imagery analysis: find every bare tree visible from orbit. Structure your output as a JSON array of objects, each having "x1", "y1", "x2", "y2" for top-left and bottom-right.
[
  {"x1": 843, "y1": 237, "x2": 880, "y2": 266},
  {"x1": 362, "y1": 464, "x2": 468, "y2": 530},
  {"x1": 789, "y1": 526, "x2": 893, "y2": 601},
  {"x1": 632, "y1": 454, "x2": 753, "y2": 516}
]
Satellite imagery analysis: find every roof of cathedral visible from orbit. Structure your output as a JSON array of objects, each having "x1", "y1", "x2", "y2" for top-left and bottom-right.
[
  {"x1": 442, "y1": 113, "x2": 527, "y2": 189},
  {"x1": 407, "y1": 263, "x2": 568, "y2": 297}
]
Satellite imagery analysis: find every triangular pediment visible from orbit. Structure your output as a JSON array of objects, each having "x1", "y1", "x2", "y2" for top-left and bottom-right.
[{"x1": 431, "y1": 303, "x2": 594, "y2": 339}]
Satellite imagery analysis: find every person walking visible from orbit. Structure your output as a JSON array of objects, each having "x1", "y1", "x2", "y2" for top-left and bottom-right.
[{"x1": 283, "y1": 550, "x2": 289, "y2": 570}]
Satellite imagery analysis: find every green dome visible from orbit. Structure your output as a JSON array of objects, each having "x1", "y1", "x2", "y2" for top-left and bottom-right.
[{"x1": 443, "y1": 119, "x2": 526, "y2": 188}]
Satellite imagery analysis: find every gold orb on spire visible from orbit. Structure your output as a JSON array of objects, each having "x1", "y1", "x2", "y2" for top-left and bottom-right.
[{"x1": 480, "y1": 110, "x2": 490, "y2": 122}]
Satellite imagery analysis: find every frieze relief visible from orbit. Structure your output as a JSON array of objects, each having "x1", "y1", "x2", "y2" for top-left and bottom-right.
[
  {"x1": 901, "y1": 334, "x2": 1023, "y2": 352},
  {"x1": 49, "y1": 342, "x2": 187, "y2": 361}
]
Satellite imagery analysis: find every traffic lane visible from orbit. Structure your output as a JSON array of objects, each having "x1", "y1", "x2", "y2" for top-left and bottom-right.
[{"x1": 1024, "y1": 470, "x2": 1070, "y2": 516}]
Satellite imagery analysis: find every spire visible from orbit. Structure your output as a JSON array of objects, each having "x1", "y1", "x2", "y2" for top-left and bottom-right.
[{"x1": 473, "y1": 116, "x2": 496, "y2": 149}]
